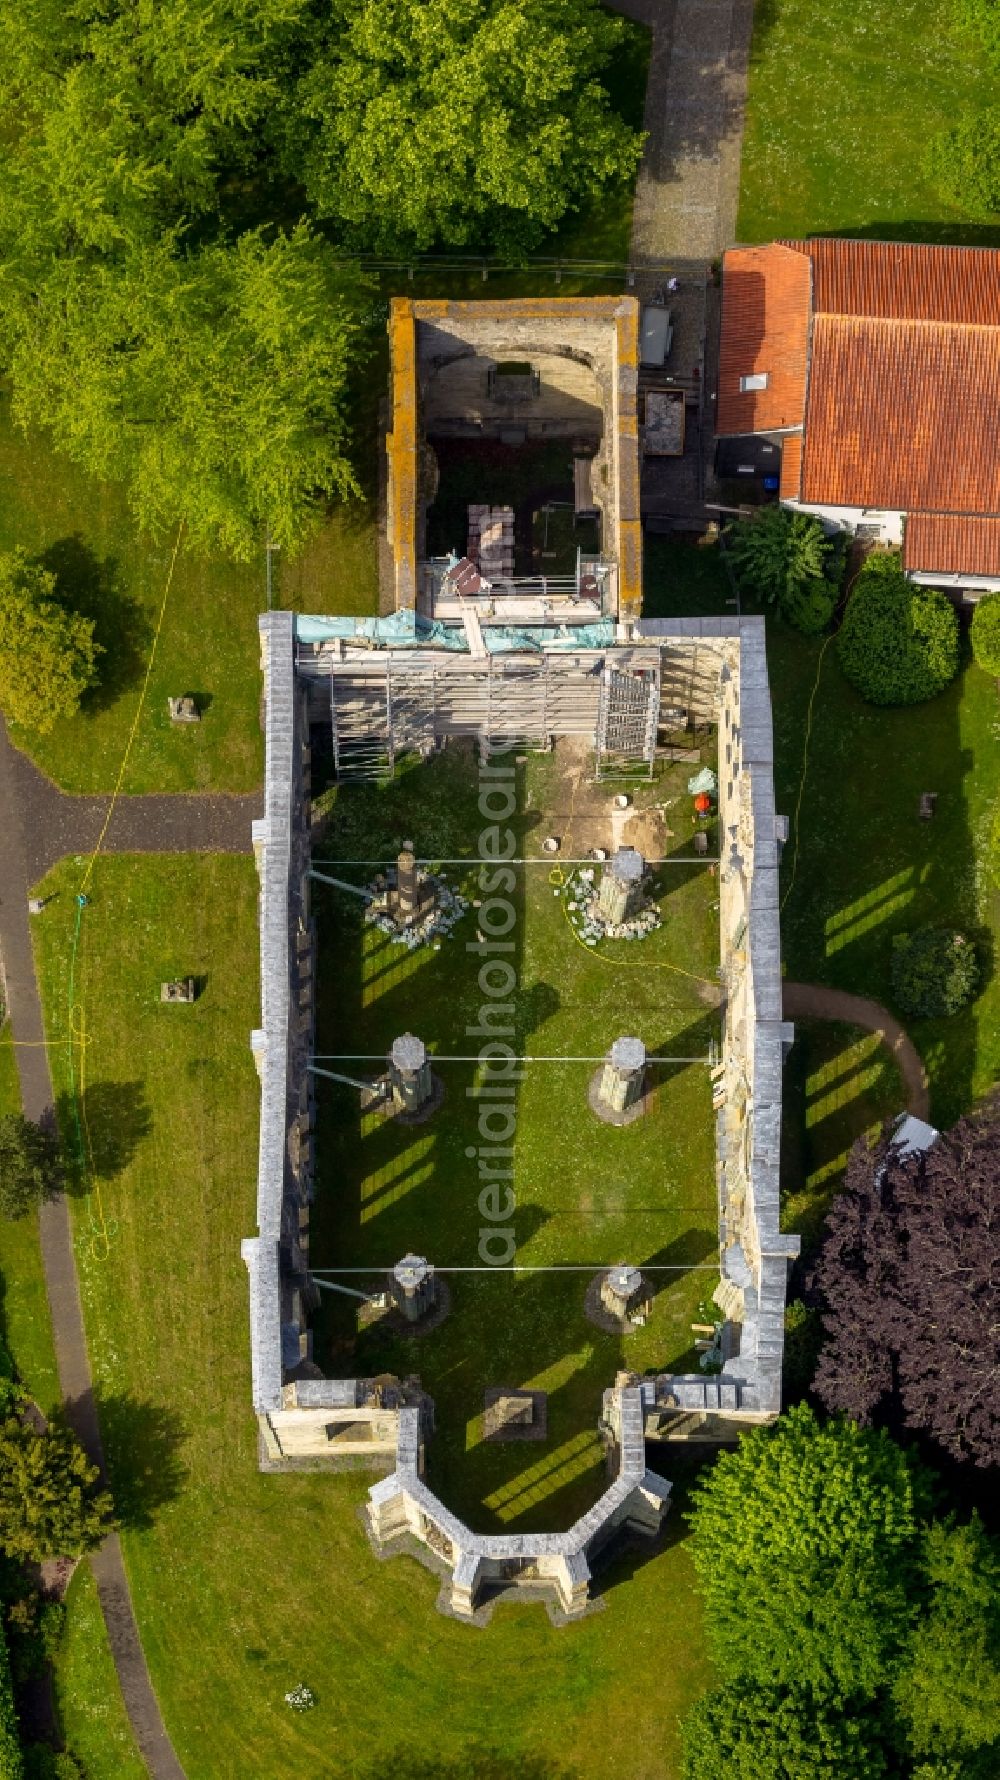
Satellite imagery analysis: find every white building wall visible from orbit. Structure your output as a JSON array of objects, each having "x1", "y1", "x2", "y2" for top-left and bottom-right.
[{"x1": 782, "y1": 499, "x2": 904, "y2": 545}]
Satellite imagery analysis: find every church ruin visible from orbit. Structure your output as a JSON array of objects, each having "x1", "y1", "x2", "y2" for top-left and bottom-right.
[{"x1": 241, "y1": 297, "x2": 798, "y2": 1622}]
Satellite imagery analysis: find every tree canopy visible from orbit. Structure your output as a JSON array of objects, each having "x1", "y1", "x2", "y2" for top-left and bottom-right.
[
  {"x1": 686, "y1": 1403, "x2": 925, "y2": 1698},
  {"x1": 0, "y1": 552, "x2": 100, "y2": 734},
  {"x1": 812, "y1": 1107, "x2": 1000, "y2": 1467},
  {"x1": 894, "y1": 1517, "x2": 1000, "y2": 1766},
  {"x1": 10, "y1": 230, "x2": 370, "y2": 559},
  {"x1": 970, "y1": 590, "x2": 1000, "y2": 677},
  {"x1": 284, "y1": 0, "x2": 643, "y2": 253},
  {"x1": 0, "y1": 1115, "x2": 61, "y2": 1221},
  {"x1": 0, "y1": 1417, "x2": 113, "y2": 1564},
  {"x1": 681, "y1": 1681, "x2": 890, "y2": 1780},
  {"x1": 726, "y1": 506, "x2": 844, "y2": 634},
  {"x1": 0, "y1": 0, "x2": 642, "y2": 556}
]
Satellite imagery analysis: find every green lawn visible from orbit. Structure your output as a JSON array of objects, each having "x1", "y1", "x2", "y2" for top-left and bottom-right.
[
  {"x1": 54, "y1": 1564, "x2": 147, "y2": 1780},
  {"x1": 781, "y1": 1019, "x2": 905, "y2": 1255},
  {"x1": 738, "y1": 0, "x2": 1000, "y2": 244},
  {"x1": 0, "y1": 1025, "x2": 61, "y2": 1417},
  {"x1": 30, "y1": 850, "x2": 711, "y2": 1780},
  {"x1": 312, "y1": 745, "x2": 720, "y2": 1529},
  {"x1": 0, "y1": 1027, "x2": 144, "y2": 1774},
  {"x1": 644, "y1": 537, "x2": 1000, "y2": 1131}
]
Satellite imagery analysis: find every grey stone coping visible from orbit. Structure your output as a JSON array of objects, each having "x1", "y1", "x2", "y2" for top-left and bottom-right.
[
  {"x1": 373, "y1": 1388, "x2": 667, "y2": 1564},
  {"x1": 247, "y1": 613, "x2": 796, "y2": 1445}
]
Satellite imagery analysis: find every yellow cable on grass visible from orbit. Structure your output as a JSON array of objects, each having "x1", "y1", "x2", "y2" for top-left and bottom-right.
[
  {"x1": 65, "y1": 520, "x2": 184, "y2": 1256},
  {"x1": 78, "y1": 521, "x2": 185, "y2": 895},
  {"x1": 558, "y1": 873, "x2": 717, "y2": 988}
]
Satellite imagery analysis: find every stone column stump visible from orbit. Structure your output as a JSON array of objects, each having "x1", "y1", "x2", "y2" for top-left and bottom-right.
[
  {"x1": 389, "y1": 1033, "x2": 433, "y2": 1114},
  {"x1": 390, "y1": 1254, "x2": 437, "y2": 1323},
  {"x1": 597, "y1": 848, "x2": 645, "y2": 925},
  {"x1": 591, "y1": 1036, "x2": 647, "y2": 1125},
  {"x1": 600, "y1": 1264, "x2": 650, "y2": 1324}
]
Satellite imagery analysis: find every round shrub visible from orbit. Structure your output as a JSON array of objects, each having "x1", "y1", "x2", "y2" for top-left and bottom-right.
[
  {"x1": 891, "y1": 927, "x2": 979, "y2": 1018},
  {"x1": 838, "y1": 555, "x2": 960, "y2": 705},
  {"x1": 970, "y1": 591, "x2": 1000, "y2": 677}
]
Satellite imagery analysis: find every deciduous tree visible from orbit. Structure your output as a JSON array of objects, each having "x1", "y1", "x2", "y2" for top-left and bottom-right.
[
  {"x1": 0, "y1": 554, "x2": 100, "y2": 735},
  {"x1": 681, "y1": 1681, "x2": 890, "y2": 1780},
  {"x1": 285, "y1": 0, "x2": 643, "y2": 252},
  {"x1": 686, "y1": 1403, "x2": 925, "y2": 1697},
  {"x1": 10, "y1": 230, "x2": 371, "y2": 559},
  {"x1": 970, "y1": 589, "x2": 1000, "y2": 678},
  {"x1": 812, "y1": 1108, "x2": 1000, "y2": 1467},
  {"x1": 894, "y1": 1517, "x2": 1000, "y2": 1768},
  {"x1": 837, "y1": 555, "x2": 959, "y2": 705}
]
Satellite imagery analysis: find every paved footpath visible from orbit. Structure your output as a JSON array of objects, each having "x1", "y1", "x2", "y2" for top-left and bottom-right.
[
  {"x1": 0, "y1": 719, "x2": 262, "y2": 1778},
  {"x1": 612, "y1": 0, "x2": 755, "y2": 264},
  {"x1": 783, "y1": 981, "x2": 931, "y2": 1123}
]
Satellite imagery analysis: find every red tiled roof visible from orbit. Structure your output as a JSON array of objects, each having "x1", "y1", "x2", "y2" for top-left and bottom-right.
[
  {"x1": 904, "y1": 513, "x2": 1000, "y2": 578},
  {"x1": 784, "y1": 238, "x2": 1000, "y2": 327},
  {"x1": 717, "y1": 245, "x2": 812, "y2": 434},
  {"x1": 799, "y1": 314, "x2": 1000, "y2": 513}
]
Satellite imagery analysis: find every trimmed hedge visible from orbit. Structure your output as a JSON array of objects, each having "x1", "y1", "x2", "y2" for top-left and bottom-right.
[
  {"x1": 970, "y1": 591, "x2": 1000, "y2": 678},
  {"x1": 838, "y1": 555, "x2": 959, "y2": 705},
  {"x1": 891, "y1": 927, "x2": 980, "y2": 1018}
]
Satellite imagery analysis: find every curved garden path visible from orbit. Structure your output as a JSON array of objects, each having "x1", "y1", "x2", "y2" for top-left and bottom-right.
[
  {"x1": 782, "y1": 981, "x2": 931, "y2": 1123},
  {"x1": 0, "y1": 718, "x2": 262, "y2": 1777}
]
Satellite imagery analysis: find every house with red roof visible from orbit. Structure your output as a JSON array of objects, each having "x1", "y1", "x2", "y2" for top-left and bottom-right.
[{"x1": 715, "y1": 238, "x2": 1000, "y2": 597}]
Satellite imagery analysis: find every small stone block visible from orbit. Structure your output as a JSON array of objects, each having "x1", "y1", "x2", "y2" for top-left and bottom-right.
[
  {"x1": 168, "y1": 696, "x2": 201, "y2": 724},
  {"x1": 160, "y1": 978, "x2": 196, "y2": 1003},
  {"x1": 483, "y1": 1388, "x2": 547, "y2": 1442}
]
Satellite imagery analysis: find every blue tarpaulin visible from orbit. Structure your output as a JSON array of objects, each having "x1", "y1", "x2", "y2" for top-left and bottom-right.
[{"x1": 296, "y1": 612, "x2": 616, "y2": 655}]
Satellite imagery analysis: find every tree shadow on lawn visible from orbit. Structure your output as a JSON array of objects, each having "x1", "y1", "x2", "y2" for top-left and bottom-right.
[
  {"x1": 55, "y1": 1080, "x2": 152, "y2": 1191},
  {"x1": 93, "y1": 1391, "x2": 187, "y2": 1529},
  {"x1": 39, "y1": 534, "x2": 151, "y2": 714}
]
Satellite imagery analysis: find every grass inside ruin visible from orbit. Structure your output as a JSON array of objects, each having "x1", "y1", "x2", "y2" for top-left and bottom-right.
[
  {"x1": 29, "y1": 851, "x2": 712, "y2": 1780},
  {"x1": 311, "y1": 741, "x2": 721, "y2": 1531}
]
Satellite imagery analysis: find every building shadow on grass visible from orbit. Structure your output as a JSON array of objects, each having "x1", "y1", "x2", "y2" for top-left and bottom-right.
[
  {"x1": 92, "y1": 1391, "x2": 187, "y2": 1529},
  {"x1": 55, "y1": 1080, "x2": 152, "y2": 1190},
  {"x1": 38, "y1": 535, "x2": 151, "y2": 713}
]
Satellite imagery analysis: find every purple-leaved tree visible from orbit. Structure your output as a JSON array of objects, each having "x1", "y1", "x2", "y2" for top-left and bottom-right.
[{"x1": 812, "y1": 1108, "x2": 1000, "y2": 1468}]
